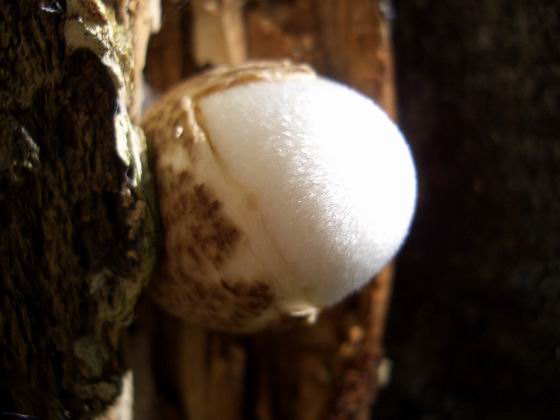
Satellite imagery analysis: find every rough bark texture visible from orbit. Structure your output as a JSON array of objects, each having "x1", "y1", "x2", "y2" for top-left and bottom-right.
[
  {"x1": 0, "y1": 1, "x2": 158, "y2": 418},
  {"x1": 140, "y1": 1, "x2": 397, "y2": 419},
  {"x1": 376, "y1": 2, "x2": 560, "y2": 420}
]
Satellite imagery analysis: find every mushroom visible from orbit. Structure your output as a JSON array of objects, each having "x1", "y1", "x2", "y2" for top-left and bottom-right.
[{"x1": 142, "y1": 61, "x2": 416, "y2": 333}]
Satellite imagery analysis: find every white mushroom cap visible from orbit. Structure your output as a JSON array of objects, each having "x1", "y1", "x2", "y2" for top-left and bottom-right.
[{"x1": 144, "y1": 63, "x2": 416, "y2": 332}]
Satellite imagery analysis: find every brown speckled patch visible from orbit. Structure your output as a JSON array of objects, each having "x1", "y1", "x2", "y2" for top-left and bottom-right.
[
  {"x1": 153, "y1": 265, "x2": 275, "y2": 332},
  {"x1": 162, "y1": 180, "x2": 241, "y2": 270},
  {"x1": 151, "y1": 170, "x2": 276, "y2": 331}
]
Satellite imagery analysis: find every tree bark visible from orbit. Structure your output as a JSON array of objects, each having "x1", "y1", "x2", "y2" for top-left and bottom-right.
[
  {"x1": 140, "y1": 1, "x2": 398, "y2": 419},
  {"x1": 376, "y1": 2, "x2": 560, "y2": 419},
  {"x1": 0, "y1": 1, "x2": 159, "y2": 418}
]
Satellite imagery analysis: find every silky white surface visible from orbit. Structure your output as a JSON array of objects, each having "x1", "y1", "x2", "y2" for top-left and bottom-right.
[{"x1": 199, "y1": 78, "x2": 416, "y2": 307}]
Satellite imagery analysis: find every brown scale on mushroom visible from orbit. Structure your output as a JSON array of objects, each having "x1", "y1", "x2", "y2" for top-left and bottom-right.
[
  {"x1": 161, "y1": 181, "x2": 241, "y2": 274},
  {"x1": 154, "y1": 265, "x2": 274, "y2": 331},
  {"x1": 142, "y1": 64, "x2": 301, "y2": 331}
]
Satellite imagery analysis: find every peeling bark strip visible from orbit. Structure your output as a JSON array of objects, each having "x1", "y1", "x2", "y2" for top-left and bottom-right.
[{"x1": 0, "y1": 1, "x2": 158, "y2": 418}]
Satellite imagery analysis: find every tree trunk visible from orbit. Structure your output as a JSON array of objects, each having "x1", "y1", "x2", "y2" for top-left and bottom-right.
[{"x1": 0, "y1": 0, "x2": 159, "y2": 418}]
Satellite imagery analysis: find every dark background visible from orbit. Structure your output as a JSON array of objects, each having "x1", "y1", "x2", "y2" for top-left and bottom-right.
[{"x1": 377, "y1": 1, "x2": 560, "y2": 419}]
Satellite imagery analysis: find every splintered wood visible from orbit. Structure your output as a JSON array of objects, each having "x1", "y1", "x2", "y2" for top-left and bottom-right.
[
  {"x1": 140, "y1": 1, "x2": 398, "y2": 419},
  {"x1": 192, "y1": 0, "x2": 247, "y2": 65}
]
